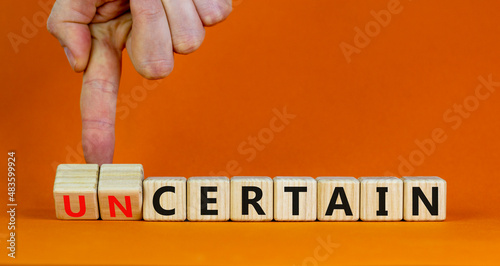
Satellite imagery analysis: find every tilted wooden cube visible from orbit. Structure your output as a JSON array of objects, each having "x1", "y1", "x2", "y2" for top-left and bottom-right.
[
  {"x1": 99, "y1": 164, "x2": 144, "y2": 176},
  {"x1": 317, "y1": 177, "x2": 359, "y2": 221},
  {"x1": 53, "y1": 164, "x2": 99, "y2": 220},
  {"x1": 402, "y1": 176, "x2": 446, "y2": 221},
  {"x1": 274, "y1": 176, "x2": 317, "y2": 221},
  {"x1": 187, "y1": 177, "x2": 230, "y2": 221},
  {"x1": 359, "y1": 177, "x2": 403, "y2": 221},
  {"x1": 98, "y1": 164, "x2": 143, "y2": 220},
  {"x1": 143, "y1": 177, "x2": 187, "y2": 221},
  {"x1": 230, "y1": 176, "x2": 273, "y2": 221}
]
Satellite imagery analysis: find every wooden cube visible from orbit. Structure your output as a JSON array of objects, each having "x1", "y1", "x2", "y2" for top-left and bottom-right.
[
  {"x1": 53, "y1": 164, "x2": 99, "y2": 220},
  {"x1": 317, "y1": 177, "x2": 359, "y2": 221},
  {"x1": 230, "y1": 176, "x2": 273, "y2": 221},
  {"x1": 359, "y1": 177, "x2": 403, "y2": 221},
  {"x1": 56, "y1": 164, "x2": 100, "y2": 173},
  {"x1": 143, "y1": 177, "x2": 186, "y2": 221},
  {"x1": 99, "y1": 164, "x2": 144, "y2": 175},
  {"x1": 402, "y1": 176, "x2": 446, "y2": 221},
  {"x1": 187, "y1": 177, "x2": 230, "y2": 221},
  {"x1": 274, "y1": 176, "x2": 317, "y2": 221},
  {"x1": 98, "y1": 164, "x2": 143, "y2": 220}
]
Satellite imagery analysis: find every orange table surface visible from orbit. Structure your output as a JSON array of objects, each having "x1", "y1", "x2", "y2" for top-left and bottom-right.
[
  {"x1": 0, "y1": 209, "x2": 498, "y2": 265},
  {"x1": 2, "y1": 0, "x2": 500, "y2": 265}
]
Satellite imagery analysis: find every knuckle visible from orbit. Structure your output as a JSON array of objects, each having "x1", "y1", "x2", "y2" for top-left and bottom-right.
[
  {"x1": 137, "y1": 59, "x2": 174, "y2": 79},
  {"x1": 83, "y1": 79, "x2": 119, "y2": 94},
  {"x1": 135, "y1": 7, "x2": 164, "y2": 22},
  {"x1": 82, "y1": 119, "x2": 115, "y2": 131}
]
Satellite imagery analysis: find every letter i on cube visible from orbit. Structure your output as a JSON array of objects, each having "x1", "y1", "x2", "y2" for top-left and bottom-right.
[{"x1": 359, "y1": 177, "x2": 403, "y2": 221}]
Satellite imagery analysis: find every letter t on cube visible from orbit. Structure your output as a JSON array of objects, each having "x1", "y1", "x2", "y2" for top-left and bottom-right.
[{"x1": 274, "y1": 176, "x2": 317, "y2": 221}]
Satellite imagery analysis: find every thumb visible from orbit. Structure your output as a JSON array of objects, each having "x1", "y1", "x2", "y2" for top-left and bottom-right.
[{"x1": 47, "y1": 0, "x2": 97, "y2": 72}]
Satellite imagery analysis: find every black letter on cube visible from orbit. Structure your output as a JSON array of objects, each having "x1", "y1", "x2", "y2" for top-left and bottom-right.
[
  {"x1": 242, "y1": 186, "x2": 265, "y2": 215},
  {"x1": 325, "y1": 187, "x2": 353, "y2": 216},
  {"x1": 153, "y1": 186, "x2": 176, "y2": 216},
  {"x1": 284, "y1": 187, "x2": 307, "y2": 215},
  {"x1": 376, "y1": 187, "x2": 388, "y2": 216},
  {"x1": 201, "y1": 186, "x2": 218, "y2": 215},
  {"x1": 412, "y1": 187, "x2": 439, "y2": 216}
]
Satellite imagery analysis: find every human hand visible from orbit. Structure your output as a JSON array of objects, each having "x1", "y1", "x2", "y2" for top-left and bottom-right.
[{"x1": 47, "y1": 0, "x2": 231, "y2": 164}]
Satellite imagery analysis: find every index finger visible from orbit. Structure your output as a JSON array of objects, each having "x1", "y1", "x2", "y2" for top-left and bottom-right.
[{"x1": 80, "y1": 30, "x2": 124, "y2": 164}]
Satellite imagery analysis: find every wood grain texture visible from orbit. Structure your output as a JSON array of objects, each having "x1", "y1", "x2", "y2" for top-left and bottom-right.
[
  {"x1": 402, "y1": 176, "x2": 446, "y2": 221},
  {"x1": 53, "y1": 164, "x2": 99, "y2": 220},
  {"x1": 143, "y1": 177, "x2": 187, "y2": 221},
  {"x1": 56, "y1": 164, "x2": 99, "y2": 173},
  {"x1": 274, "y1": 176, "x2": 317, "y2": 221},
  {"x1": 98, "y1": 164, "x2": 143, "y2": 220},
  {"x1": 187, "y1": 177, "x2": 230, "y2": 221},
  {"x1": 317, "y1": 177, "x2": 359, "y2": 221},
  {"x1": 100, "y1": 164, "x2": 144, "y2": 175},
  {"x1": 230, "y1": 176, "x2": 273, "y2": 221},
  {"x1": 359, "y1": 177, "x2": 403, "y2": 221}
]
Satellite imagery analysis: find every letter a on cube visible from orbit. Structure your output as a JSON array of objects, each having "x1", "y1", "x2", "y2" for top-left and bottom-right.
[{"x1": 317, "y1": 177, "x2": 359, "y2": 221}]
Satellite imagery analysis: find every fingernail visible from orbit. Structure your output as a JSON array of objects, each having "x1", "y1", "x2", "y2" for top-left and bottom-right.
[{"x1": 63, "y1": 47, "x2": 76, "y2": 70}]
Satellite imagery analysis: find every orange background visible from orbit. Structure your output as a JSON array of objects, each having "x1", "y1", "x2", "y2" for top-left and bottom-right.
[{"x1": 1, "y1": 0, "x2": 500, "y2": 265}]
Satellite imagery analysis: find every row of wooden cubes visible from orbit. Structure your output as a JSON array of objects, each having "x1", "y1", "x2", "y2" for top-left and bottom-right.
[{"x1": 53, "y1": 164, "x2": 446, "y2": 221}]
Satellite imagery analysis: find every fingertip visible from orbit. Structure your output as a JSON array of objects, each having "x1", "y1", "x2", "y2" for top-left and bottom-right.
[
  {"x1": 63, "y1": 47, "x2": 77, "y2": 70},
  {"x1": 194, "y1": 0, "x2": 232, "y2": 26},
  {"x1": 135, "y1": 58, "x2": 174, "y2": 80},
  {"x1": 173, "y1": 30, "x2": 205, "y2": 54},
  {"x1": 82, "y1": 128, "x2": 115, "y2": 165},
  {"x1": 128, "y1": 0, "x2": 174, "y2": 80},
  {"x1": 49, "y1": 21, "x2": 92, "y2": 72}
]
